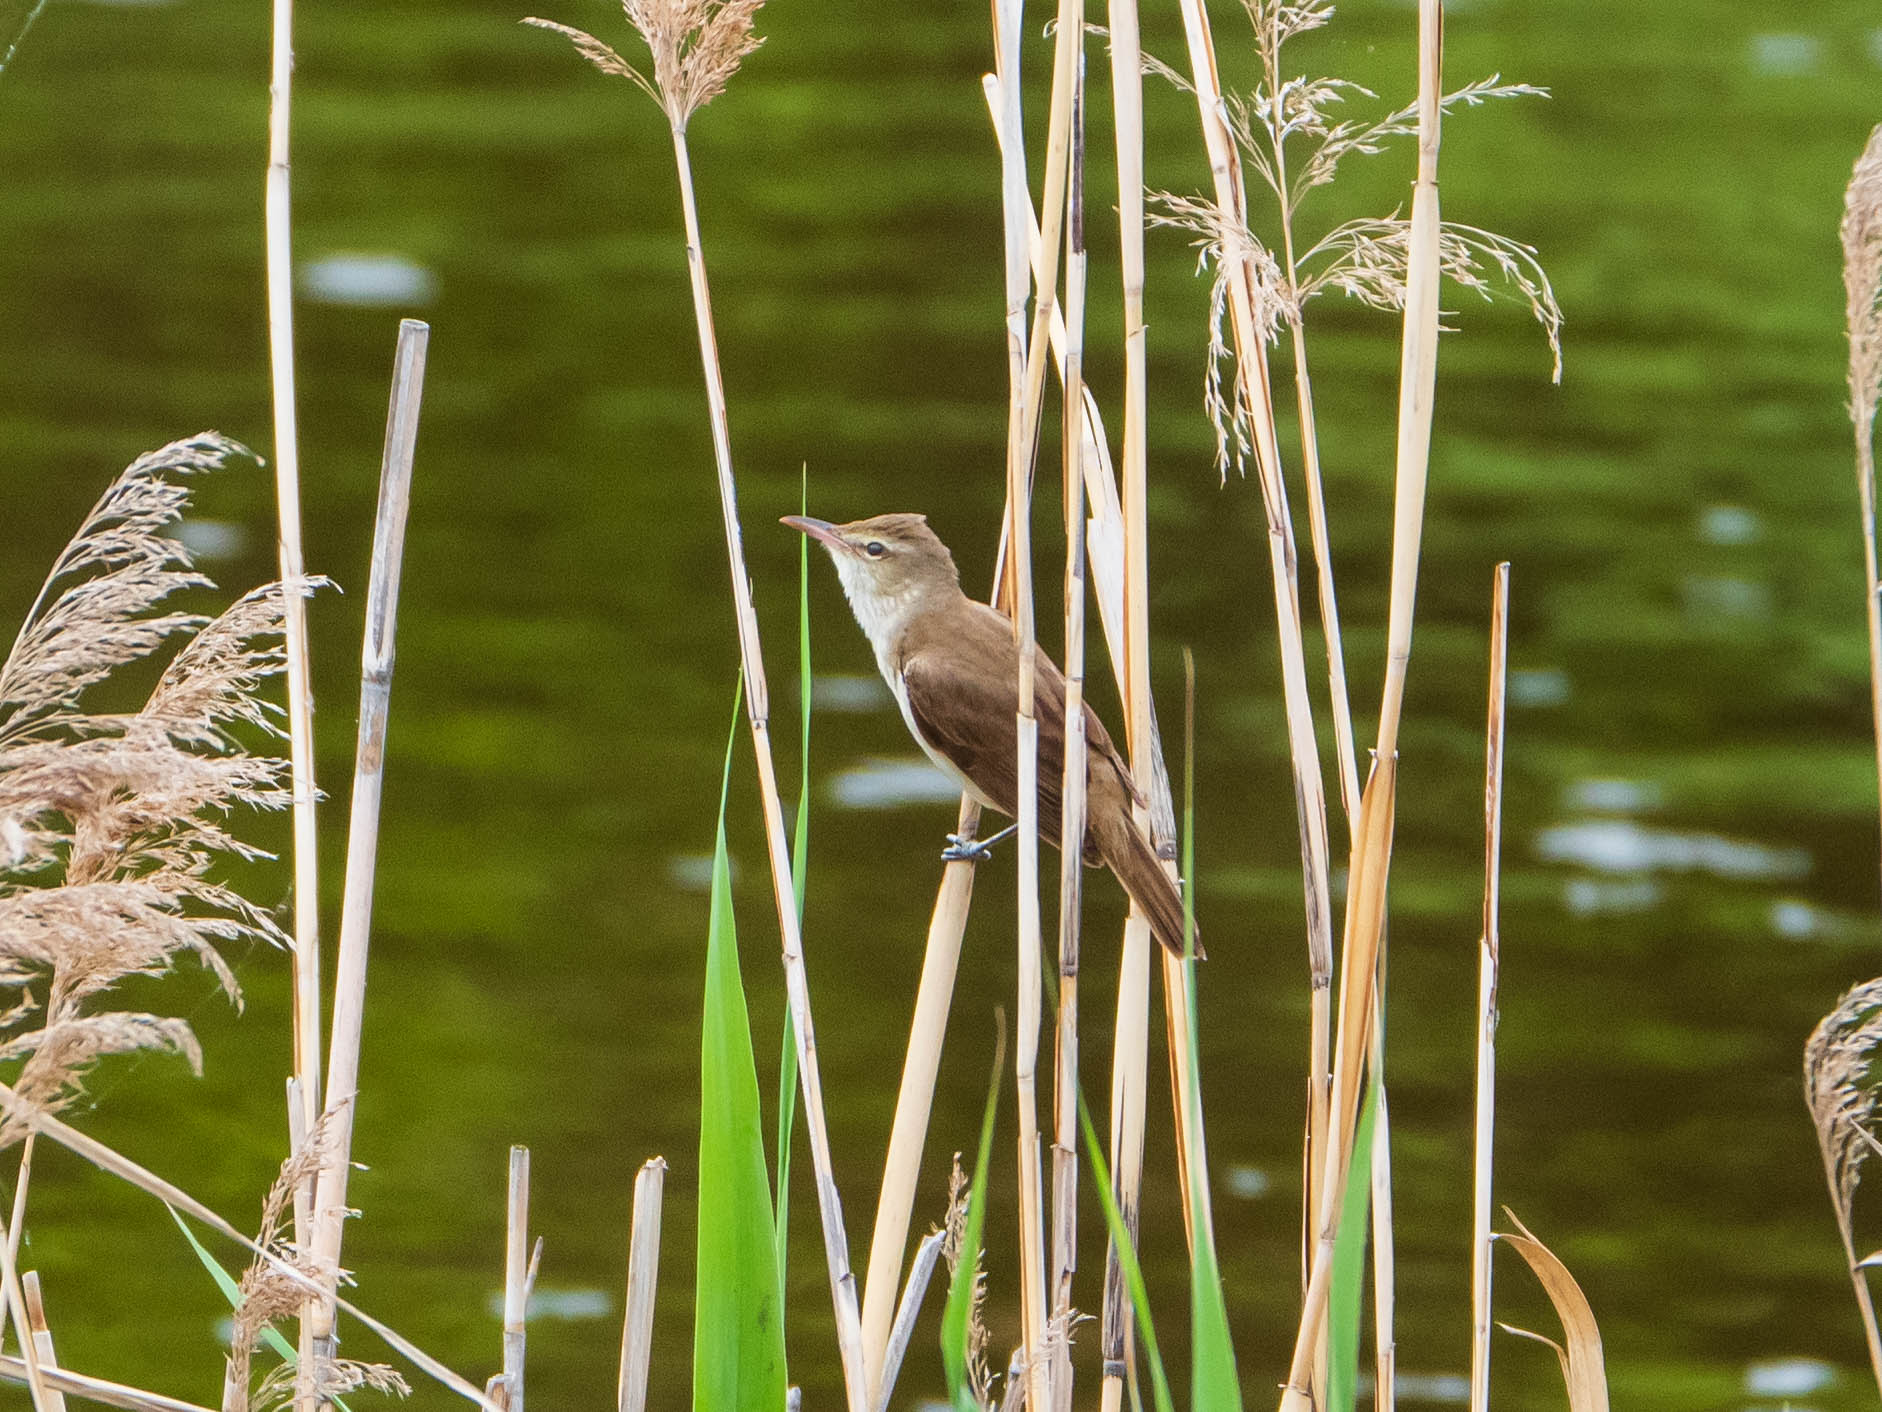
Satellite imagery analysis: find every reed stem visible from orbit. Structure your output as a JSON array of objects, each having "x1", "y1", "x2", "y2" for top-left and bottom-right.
[
  {"x1": 306, "y1": 320, "x2": 428, "y2": 1383},
  {"x1": 501, "y1": 1147, "x2": 530, "y2": 1412},
  {"x1": 1050, "y1": 42, "x2": 1090, "y2": 1386},
  {"x1": 617, "y1": 1158, "x2": 665, "y2": 1412},
  {"x1": 1470, "y1": 563, "x2": 1510, "y2": 1412},
  {"x1": 666, "y1": 121, "x2": 869, "y2": 1412}
]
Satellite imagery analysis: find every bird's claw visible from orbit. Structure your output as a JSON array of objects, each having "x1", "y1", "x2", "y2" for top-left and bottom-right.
[{"x1": 942, "y1": 832, "x2": 995, "y2": 864}]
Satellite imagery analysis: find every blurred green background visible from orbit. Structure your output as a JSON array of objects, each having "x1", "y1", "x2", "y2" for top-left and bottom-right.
[{"x1": 1, "y1": 0, "x2": 1880, "y2": 1407}]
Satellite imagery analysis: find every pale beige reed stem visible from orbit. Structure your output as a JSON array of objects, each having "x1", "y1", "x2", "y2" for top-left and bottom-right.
[
  {"x1": 665, "y1": 121, "x2": 869, "y2": 1411},
  {"x1": 1279, "y1": 3, "x2": 1445, "y2": 1406},
  {"x1": 0, "y1": 1358, "x2": 210, "y2": 1412},
  {"x1": 266, "y1": 0, "x2": 322, "y2": 1149},
  {"x1": 1843, "y1": 127, "x2": 1882, "y2": 885},
  {"x1": 0, "y1": 1213, "x2": 49, "y2": 1411},
  {"x1": 1470, "y1": 563, "x2": 1510, "y2": 1412},
  {"x1": 1049, "y1": 40, "x2": 1090, "y2": 1390},
  {"x1": 306, "y1": 320, "x2": 428, "y2": 1385},
  {"x1": 20, "y1": 1273, "x2": 66, "y2": 1412},
  {"x1": 267, "y1": 0, "x2": 325, "y2": 1392},
  {"x1": 501, "y1": 1146, "x2": 530, "y2": 1411},
  {"x1": 1101, "y1": 0, "x2": 1152, "y2": 1400},
  {"x1": 1171, "y1": 0, "x2": 1337, "y2": 1210},
  {"x1": 616, "y1": 1158, "x2": 665, "y2": 1412}
]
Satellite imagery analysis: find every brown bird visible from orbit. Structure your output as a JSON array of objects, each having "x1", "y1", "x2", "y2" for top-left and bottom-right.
[{"x1": 783, "y1": 511, "x2": 1195, "y2": 956}]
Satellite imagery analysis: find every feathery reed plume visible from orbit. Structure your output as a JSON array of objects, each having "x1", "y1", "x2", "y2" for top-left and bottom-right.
[
  {"x1": 523, "y1": 0, "x2": 762, "y2": 131},
  {"x1": 221, "y1": 1114, "x2": 406, "y2": 1412},
  {"x1": 526, "y1": 11, "x2": 871, "y2": 1405},
  {"x1": 1842, "y1": 126, "x2": 1882, "y2": 882},
  {"x1": 0, "y1": 437, "x2": 298, "y2": 1151},
  {"x1": 1147, "y1": 9, "x2": 1560, "y2": 486},
  {"x1": 1805, "y1": 978, "x2": 1882, "y2": 1394},
  {"x1": 939, "y1": 1156, "x2": 997, "y2": 1412}
]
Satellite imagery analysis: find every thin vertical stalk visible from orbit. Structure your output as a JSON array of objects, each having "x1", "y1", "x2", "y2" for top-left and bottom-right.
[
  {"x1": 0, "y1": 1177, "x2": 48, "y2": 1410},
  {"x1": 0, "y1": 1133, "x2": 34, "y2": 1353},
  {"x1": 1279, "y1": 4, "x2": 1443, "y2": 1405},
  {"x1": 267, "y1": 0, "x2": 324, "y2": 1391},
  {"x1": 1170, "y1": 0, "x2": 1337, "y2": 1255},
  {"x1": 1369, "y1": 1027, "x2": 1396, "y2": 1412},
  {"x1": 266, "y1": 0, "x2": 322, "y2": 1144},
  {"x1": 501, "y1": 1147, "x2": 530, "y2": 1412},
  {"x1": 1373, "y1": 0, "x2": 1444, "y2": 765},
  {"x1": 1102, "y1": 0, "x2": 1154, "y2": 1400},
  {"x1": 873, "y1": 1230, "x2": 946, "y2": 1412},
  {"x1": 306, "y1": 320, "x2": 428, "y2": 1383},
  {"x1": 1469, "y1": 563, "x2": 1510, "y2": 1412},
  {"x1": 617, "y1": 1158, "x2": 666, "y2": 1412},
  {"x1": 1050, "y1": 41, "x2": 1090, "y2": 1382},
  {"x1": 666, "y1": 122, "x2": 868, "y2": 1412}
]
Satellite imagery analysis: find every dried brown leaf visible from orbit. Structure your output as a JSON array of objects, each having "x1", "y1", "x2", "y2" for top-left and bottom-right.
[{"x1": 1497, "y1": 1208, "x2": 1609, "y2": 1412}]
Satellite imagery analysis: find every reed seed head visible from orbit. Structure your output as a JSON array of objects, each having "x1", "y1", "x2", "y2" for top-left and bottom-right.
[
  {"x1": 1844, "y1": 125, "x2": 1882, "y2": 441},
  {"x1": 526, "y1": 0, "x2": 765, "y2": 130},
  {"x1": 1805, "y1": 978, "x2": 1882, "y2": 1257}
]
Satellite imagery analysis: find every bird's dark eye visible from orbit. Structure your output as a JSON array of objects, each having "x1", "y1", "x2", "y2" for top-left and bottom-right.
[{"x1": 865, "y1": 541, "x2": 887, "y2": 558}]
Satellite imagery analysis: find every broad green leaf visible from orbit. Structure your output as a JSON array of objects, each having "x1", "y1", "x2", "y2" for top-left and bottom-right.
[
  {"x1": 695, "y1": 677, "x2": 788, "y2": 1412},
  {"x1": 1326, "y1": 1081, "x2": 1379, "y2": 1412}
]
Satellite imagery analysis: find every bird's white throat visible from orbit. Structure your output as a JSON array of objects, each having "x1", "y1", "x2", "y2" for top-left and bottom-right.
[{"x1": 830, "y1": 554, "x2": 920, "y2": 674}]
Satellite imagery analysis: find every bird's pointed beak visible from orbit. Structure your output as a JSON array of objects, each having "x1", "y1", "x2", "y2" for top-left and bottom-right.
[{"x1": 781, "y1": 515, "x2": 848, "y2": 553}]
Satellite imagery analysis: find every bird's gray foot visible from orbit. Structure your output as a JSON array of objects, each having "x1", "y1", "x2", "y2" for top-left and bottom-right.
[{"x1": 942, "y1": 822, "x2": 1018, "y2": 863}]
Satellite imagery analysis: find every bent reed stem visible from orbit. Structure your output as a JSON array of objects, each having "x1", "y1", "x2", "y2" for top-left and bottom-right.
[{"x1": 665, "y1": 121, "x2": 869, "y2": 1412}]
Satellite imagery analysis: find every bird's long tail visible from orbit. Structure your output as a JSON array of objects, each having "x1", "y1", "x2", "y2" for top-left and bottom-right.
[{"x1": 1093, "y1": 810, "x2": 1200, "y2": 959}]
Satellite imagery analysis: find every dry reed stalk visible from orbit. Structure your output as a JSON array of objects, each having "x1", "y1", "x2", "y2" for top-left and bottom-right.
[
  {"x1": 1100, "y1": 0, "x2": 1151, "y2": 1399},
  {"x1": 1373, "y1": 0, "x2": 1443, "y2": 765},
  {"x1": 0, "y1": 1359, "x2": 211, "y2": 1412},
  {"x1": 501, "y1": 1146, "x2": 530, "y2": 1411},
  {"x1": 265, "y1": 0, "x2": 324, "y2": 1190},
  {"x1": 1278, "y1": 757, "x2": 1396, "y2": 1412},
  {"x1": 1844, "y1": 127, "x2": 1882, "y2": 882},
  {"x1": 1280, "y1": 4, "x2": 1445, "y2": 1404},
  {"x1": 523, "y1": 16, "x2": 869, "y2": 1397},
  {"x1": 0, "y1": 1081, "x2": 498, "y2": 1410},
  {"x1": 1468, "y1": 563, "x2": 1510, "y2": 1411},
  {"x1": 22, "y1": 1273, "x2": 69, "y2": 1412},
  {"x1": 306, "y1": 320, "x2": 428, "y2": 1385},
  {"x1": 858, "y1": 825, "x2": 979, "y2": 1396},
  {"x1": 1048, "y1": 44, "x2": 1090, "y2": 1405},
  {"x1": 1369, "y1": 1062, "x2": 1396, "y2": 1412},
  {"x1": 986, "y1": 0, "x2": 1079, "y2": 1399},
  {"x1": 617, "y1": 1157, "x2": 665, "y2": 1412},
  {"x1": 1170, "y1": 0, "x2": 1338, "y2": 1254},
  {"x1": 667, "y1": 114, "x2": 872, "y2": 1412},
  {"x1": 875, "y1": 1228, "x2": 946, "y2": 1412},
  {"x1": 0, "y1": 1212, "x2": 50, "y2": 1410},
  {"x1": 1805, "y1": 980, "x2": 1882, "y2": 1393}
]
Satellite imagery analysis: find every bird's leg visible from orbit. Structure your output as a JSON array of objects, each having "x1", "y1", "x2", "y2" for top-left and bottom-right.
[{"x1": 941, "y1": 821, "x2": 1019, "y2": 863}]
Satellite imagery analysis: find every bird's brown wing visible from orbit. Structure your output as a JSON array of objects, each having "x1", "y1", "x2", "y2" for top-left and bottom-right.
[{"x1": 898, "y1": 602, "x2": 1063, "y2": 839}]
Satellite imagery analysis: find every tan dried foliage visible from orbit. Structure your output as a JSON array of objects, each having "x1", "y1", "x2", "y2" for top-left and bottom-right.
[
  {"x1": 1806, "y1": 978, "x2": 1882, "y2": 1262},
  {"x1": 1846, "y1": 126, "x2": 1882, "y2": 445},
  {"x1": 940, "y1": 1154, "x2": 997, "y2": 1412},
  {"x1": 525, "y1": 0, "x2": 764, "y2": 129},
  {"x1": 0, "y1": 433, "x2": 300, "y2": 1146}
]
